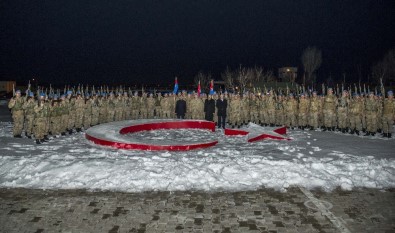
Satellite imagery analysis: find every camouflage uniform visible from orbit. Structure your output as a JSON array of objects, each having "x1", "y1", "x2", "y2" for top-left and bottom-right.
[
  {"x1": 59, "y1": 96, "x2": 69, "y2": 135},
  {"x1": 74, "y1": 95, "x2": 85, "y2": 130},
  {"x1": 349, "y1": 95, "x2": 363, "y2": 135},
  {"x1": 123, "y1": 93, "x2": 131, "y2": 120},
  {"x1": 323, "y1": 90, "x2": 337, "y2": 130},
  {"x1": 275, "y1": 96, "x2": 285, "y2": 126},
  {"x1": 83, "y1": 96, "x2": 93, "y2": 129},
  {"x1": 49, "y1": 100, "x2": 62, "y2": 136},
  {"x1": 258, "y1": 95, "x2": 267, "y2": 125},
  {"x1": 90, "y1": 95, "x2": 100, "y2": 126},
  {"x1": 98, "y1": 96, "x2": 108, "y2": 124},
  {"x1": 241, "y1": 95, "x2": 250, "y2": 124},
  {"x1": 107, "y1": 94, "x2": 116, "y2": 122},
  {"x1": 298, "y1": 95, "x2": 309, "y2": 128},
  {"x1": 190, "y1": 95, "x2": 204, "y2": 119},
  {"x1": 140, "y1": 94, "x2": 148, "y2": 119},
  {"x1": 22, "y1": 97, "x2": 36, "y2": 138},
  {"x1": 8, "y1": 94, "x2": 25, "y2": 137},
  {"x1": 266, "y1": 95, "x2": 276, "y2": 126},
  {"x1": 249, "y1": 95, "x2": 259, "y2": 124},
  {"x1": 160, "y1": 95, "x2": 171, "y2": 119},
  {"x1": 154, "y1": 94, "x2": 162, "y2": 118},
  {"x1": 169, "y1": 94, "x2": 177, "y2": 118},
  {"x1": 229, "y1": 95, "x2": 242, "y2": 127},
  {"x1": 309, "y1": 94, "x2": 321, "y2": 129},
  {"x1": 146, "y1": 94, "x2": 156, "y2": 119},
  {"x1": 284, "y1": 95, "x2": 298, "y2": 128},
  {"x1": 130, "y1": 94, "x2": 140, "y2": 119},
  {"x1": 382, "y1": 92, "x2": 395, "y2": 137},
  {"x1": 114, "y1": 95, "x2": 124, "y2": 121},
  {"x1": 67, "y1": 96, "x2": 76, "y2": 132},
  {"x1": 364, "y1": 93, "x2": 378, "y2": 135},
  {"x1": 337, "y1": 92, "x2": 350, "y2": 132},
  {"x1": 377, "y1": 95, "x2": 383, "y2": 132},
  {"x1": 33, "y1": 100, "x2": 48, "y2": 141}
]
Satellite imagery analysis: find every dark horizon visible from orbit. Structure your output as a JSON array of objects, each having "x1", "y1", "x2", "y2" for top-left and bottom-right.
[{"x1": 1, "y1": 0, "x2": 394, "y2": 86}]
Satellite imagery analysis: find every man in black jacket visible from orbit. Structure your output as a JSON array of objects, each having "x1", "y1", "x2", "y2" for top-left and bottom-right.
[
  {"x1": 175, "y1": 95, "x2": 187, "y2": 119},
  {"x1": 216, "y1": 94, "x2": 228, "y2": 129},
  {"x1": 204, "y1": 94, "x2": 215, "y2": 121}
]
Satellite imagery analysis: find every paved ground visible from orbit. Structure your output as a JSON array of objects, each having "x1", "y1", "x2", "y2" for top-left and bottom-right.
[{"x1": 0, "y1": 187, "x2": 394, "y2": 233}]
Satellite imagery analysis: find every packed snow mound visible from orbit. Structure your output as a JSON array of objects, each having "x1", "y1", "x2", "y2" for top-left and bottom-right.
[{"x1": 0, "y1": 121, "x2": 394, "y2": 192}]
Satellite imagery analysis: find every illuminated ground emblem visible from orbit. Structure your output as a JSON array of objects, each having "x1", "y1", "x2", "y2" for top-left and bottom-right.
[
  {"x1": 85, "y1": 119, "x2": 218, "y2": 151},
  {"x1": 85, "y1": 120, "x2": 290, "y2": 151},
  {"x1": 224, "y1": 123, "x2": 290, "y2": 142}
]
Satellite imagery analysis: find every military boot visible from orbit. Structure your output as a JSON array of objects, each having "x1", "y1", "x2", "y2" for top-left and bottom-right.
[
  {"x1": 388, "y1": 133, "x2": 392, "y2": 138},
  {"x1": 364, "y1": 132, "x2": 370, "y2": 136},
  {"x1": 322, "y1": 127, "x2": 327, "y2": 131},
  {"x1": 355, "y1": 130, "x2": 360, "y2": 135},
  {"x1": 332, "y1": 127, "x2": 336, "y2": 131},
  {"x1": 383, "y1": 133, "x2": 388, "y2": 138},
  {"x1": 36, "y1": 139, "x2": 41, "y2": 144},
  {"x1": 350, "y1": 130, "x2": 355, "y2": 135}
]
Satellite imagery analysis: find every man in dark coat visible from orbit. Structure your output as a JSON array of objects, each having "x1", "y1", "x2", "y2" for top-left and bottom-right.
[
  {"x1": 175, "y1": 95, "x2": 187, "y2": 119},
  {"x1": 216, "y1": 94, "x2": 228, "y2": 129},
  {"x1": 204, "y1": 94, "x2": 215, "y2": 121}
]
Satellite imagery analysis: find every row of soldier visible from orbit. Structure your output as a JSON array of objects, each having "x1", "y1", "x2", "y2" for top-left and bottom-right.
[{"x1": 8, "y1": 87, "x2": 395, "y2": 144}]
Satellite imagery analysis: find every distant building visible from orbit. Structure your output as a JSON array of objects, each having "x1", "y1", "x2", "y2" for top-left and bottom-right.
[
  {"x1": 0, "y1": 81, "x2": 16, "y2": 93},
  {"x1": 278, "y1": 67, "x2": 297, "y2": 82}
]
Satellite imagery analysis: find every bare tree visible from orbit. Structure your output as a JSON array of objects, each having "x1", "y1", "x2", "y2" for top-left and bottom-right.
[
  {"x1": 371, "y1": 48, "x2": 395, "y2": 85},
  {"x1": 194, "y1": 71, "x2": 211, "y2": 93},
  {"x1": 253, "y1": 66, "x2": 263, "y2": 83},
  {"x1": 237, "y1": 65, "x2": 250, "y2": 93},
  {"x1": 301, "y1": 46, "x2": 322, "y2": 86},
  {"x1": 262, "y1": 70, "x2": 275, "y2": 82},
  {"x1": 221, "y1": 66, "x2": 235, "y2": 91}
]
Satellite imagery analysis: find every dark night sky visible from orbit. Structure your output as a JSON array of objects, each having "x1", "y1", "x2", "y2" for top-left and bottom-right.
[{"x1": 1, "y1": 0, "x2": 394, "y2": 86}]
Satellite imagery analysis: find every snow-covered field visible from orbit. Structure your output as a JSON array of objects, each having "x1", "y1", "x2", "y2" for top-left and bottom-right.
[{"x1": 0, "y1": 109, "x2": 394, "y2": 193}]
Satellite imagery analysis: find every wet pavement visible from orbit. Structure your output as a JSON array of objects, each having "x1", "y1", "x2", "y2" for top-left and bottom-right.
[{"x1": 0, "y1": 187, "x2": 394, "y2": 233}]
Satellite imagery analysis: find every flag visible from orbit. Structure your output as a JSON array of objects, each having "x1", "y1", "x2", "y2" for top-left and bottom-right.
[
  {"x1": 197, "y1": 80, "x2": 201, "y2": 97},
  {"x1": 173, "y1": 77, "x2": 178, "y2": 94},
  {"x1": 209, "y1": 79, "x2": 214, "y2": 95}
]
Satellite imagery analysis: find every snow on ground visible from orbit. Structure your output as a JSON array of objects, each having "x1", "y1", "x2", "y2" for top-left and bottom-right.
[{"x1": 0, "y1": 117, "x2": 394, "y2": 193}]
